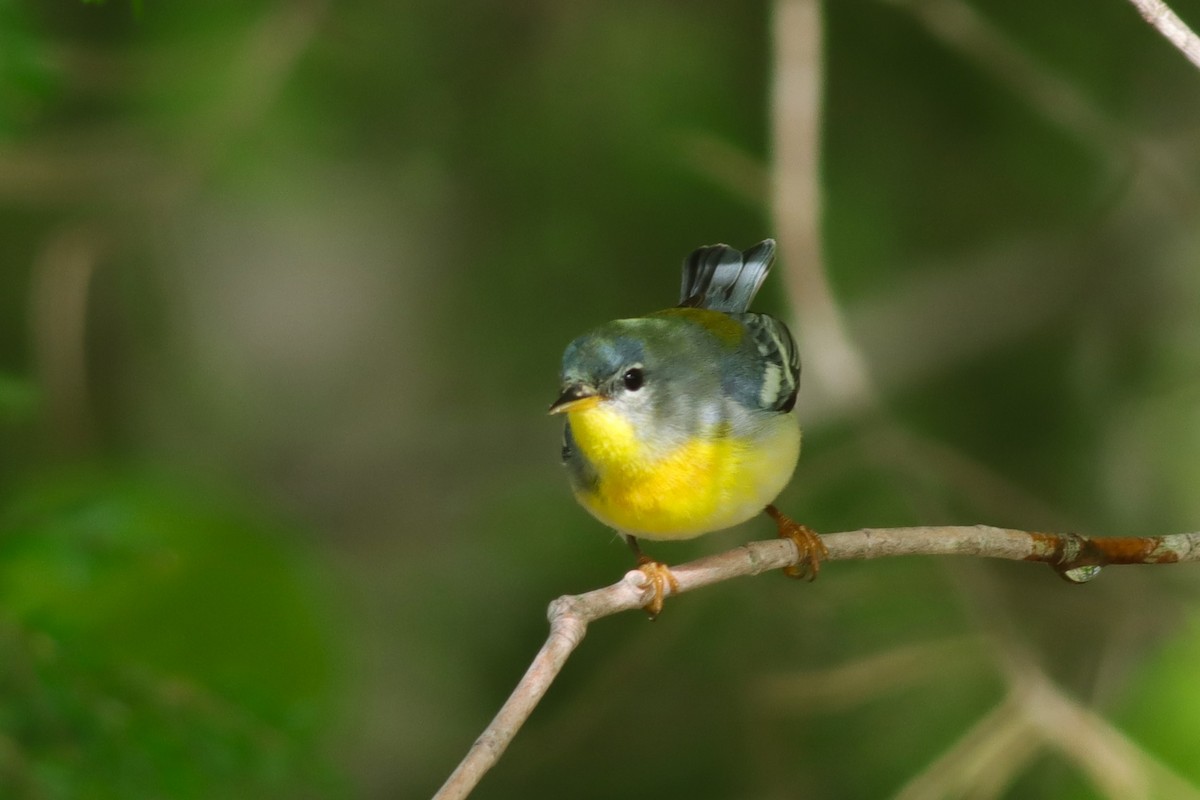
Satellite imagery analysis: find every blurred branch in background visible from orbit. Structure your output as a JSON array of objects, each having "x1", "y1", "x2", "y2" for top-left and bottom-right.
[
  {"x1": 884, "y1": 0, "x2": 1199, "y2": 215},
  {"x1": 434, "y1": 525, "x2": 1200, "y2": 800},
  {"x1": 772, "y1": 0, "x2": 877, "y2": 418},
  {"x1": 894, "y1": 666, "x2": 1200, "y2": 799},
  {"x1": 758, "y1": 629, "x2": 1200, "y2": 799},
  {"x1": 675, "y1": 130, "x2": 769, "y2": 210},
  {"x1": 884, "y1": 0, "x2": 1125, "y2": 149},
  {"x1": 888, "y1": 559, "x2": 1200, "y2": 800},
  {"x1": 29, "y1": 225, "x2": 106, "y2": 450}
]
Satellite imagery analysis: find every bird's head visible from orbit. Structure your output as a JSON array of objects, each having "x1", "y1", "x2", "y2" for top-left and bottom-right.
[{"x1": 549, "y1": 319, "x2": 657, "y2": 419}]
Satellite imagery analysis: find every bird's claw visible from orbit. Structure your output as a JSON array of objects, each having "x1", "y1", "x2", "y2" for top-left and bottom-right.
[
  {"x1": 635, "y1": 556, "x2": 680, "y2": 619},
  {"x1": 767, "y1": 506, "x2": 828, "y2": 581}
]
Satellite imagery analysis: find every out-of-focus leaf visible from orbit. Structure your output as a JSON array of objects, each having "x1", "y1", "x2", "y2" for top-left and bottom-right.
[
  {"x1": 0, "y1": 470, "x2": 343, "y2": 798},
  {"x1": 1116, "y1": 613, "x2": 1200, "y2": 785},
  {"x1": 0, "y1": 0, "x2": 58, "y2": 137},
  {"x1": 0, "y1": 373, "x2": 38, "y2": 424}
]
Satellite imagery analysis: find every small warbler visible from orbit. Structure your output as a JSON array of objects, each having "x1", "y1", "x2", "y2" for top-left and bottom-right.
[{"x1": 550, "y1": 239, "x2": 826, "y2": 616}]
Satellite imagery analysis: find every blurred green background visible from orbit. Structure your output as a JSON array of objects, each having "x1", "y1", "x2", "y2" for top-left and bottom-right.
[{"x1": 4, "y1": 0, "x2": 1200, "y2": 797}]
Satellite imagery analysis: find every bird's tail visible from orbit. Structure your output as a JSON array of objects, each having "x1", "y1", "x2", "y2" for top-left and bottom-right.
[{"x1": 678, "y1": 239, "x2": 776, "y2": 313}]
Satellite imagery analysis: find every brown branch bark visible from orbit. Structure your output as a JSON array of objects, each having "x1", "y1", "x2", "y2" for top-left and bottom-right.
[{"x1": 431, "y1": 526, "x2": 1200, "y2": 800}]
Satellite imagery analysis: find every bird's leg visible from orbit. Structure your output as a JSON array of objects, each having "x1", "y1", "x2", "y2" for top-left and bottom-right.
[
  {"x1": 625, "y1": 535, "x2": 679, "y2": 619},
  {"x1": 765, "y1": 505, "x2": 828, "y2": 580}
]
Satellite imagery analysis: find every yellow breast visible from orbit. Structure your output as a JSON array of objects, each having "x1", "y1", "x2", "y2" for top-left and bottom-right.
[{"x1": 566, "y1": 402, "x2": 800, "y2": 540}]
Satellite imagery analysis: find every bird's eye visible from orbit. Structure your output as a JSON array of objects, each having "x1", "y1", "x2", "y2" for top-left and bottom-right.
[{"x1": 622, "y1": 368, "x2": 645, "y2": 391}]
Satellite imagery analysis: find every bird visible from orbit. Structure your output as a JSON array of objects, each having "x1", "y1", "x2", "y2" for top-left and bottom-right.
[{"x1": 549, "y1": 238, "x2": 825, "y2": 617}]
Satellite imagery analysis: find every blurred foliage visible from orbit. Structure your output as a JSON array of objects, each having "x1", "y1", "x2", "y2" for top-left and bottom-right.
[
  {"x1": 1119, "y1": 611, "x2": 1200, "y2": 786},
  {"x1": 0, "y1": 471, "x2": 340, "y2": 798},
  {"x1": 0, "y1": 0, "x2": 57, "y2": 137},
  {"x1": 3, "y1": 0, "x2": 1200, "y2": 797}
]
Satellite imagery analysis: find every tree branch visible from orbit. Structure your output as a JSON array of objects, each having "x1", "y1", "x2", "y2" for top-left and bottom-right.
[
  {"x1": 1125, "y1": 0, "x2": 1200, "y2": 72},
  {"x1": 431, "y1": 526, "x2": 1200, "y2": 799}
]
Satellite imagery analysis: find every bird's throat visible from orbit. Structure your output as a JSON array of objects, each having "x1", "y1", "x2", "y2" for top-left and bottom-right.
[{"x1": 566, "y1": 403, "x2": 644, "y2": 475}]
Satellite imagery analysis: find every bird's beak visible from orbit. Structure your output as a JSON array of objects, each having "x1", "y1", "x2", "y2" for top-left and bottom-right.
[{"x1": 548, "y1": 384, "x2": 601, "y2": 415}]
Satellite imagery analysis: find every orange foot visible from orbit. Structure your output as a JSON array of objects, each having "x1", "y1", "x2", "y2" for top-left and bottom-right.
[
  {"x1": 765, "y1": 505, "x2": 828, "y2": 581},
  {"x1": 635, "y1": 555, "x2": 680, "y2": 619}
]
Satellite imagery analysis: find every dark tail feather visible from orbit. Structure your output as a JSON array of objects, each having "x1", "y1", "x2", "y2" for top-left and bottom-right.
[{"x1": 678, "y1": 239, "x2": 776, "y2": 313}]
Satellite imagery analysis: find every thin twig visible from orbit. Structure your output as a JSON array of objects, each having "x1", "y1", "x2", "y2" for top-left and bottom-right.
[
  {"x1": 431, "y1": 526, "x2": 1200, "y2": 799},
  {"x1": 1125, "y1": 0, "x2": 1200, "y2": 71}
]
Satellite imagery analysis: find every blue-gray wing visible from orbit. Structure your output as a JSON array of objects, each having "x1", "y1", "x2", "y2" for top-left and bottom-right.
[
  {"x1": 679, "y1": 239, "x2": 776, "y2": 313},
  {"x1": 729, "y1": 312, "x2": 800, "y2": 413}
]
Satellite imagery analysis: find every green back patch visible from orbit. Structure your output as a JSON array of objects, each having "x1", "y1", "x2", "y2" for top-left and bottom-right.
[{"x1": 652, "y1": 307, "x2": 743, "y2": 346}]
